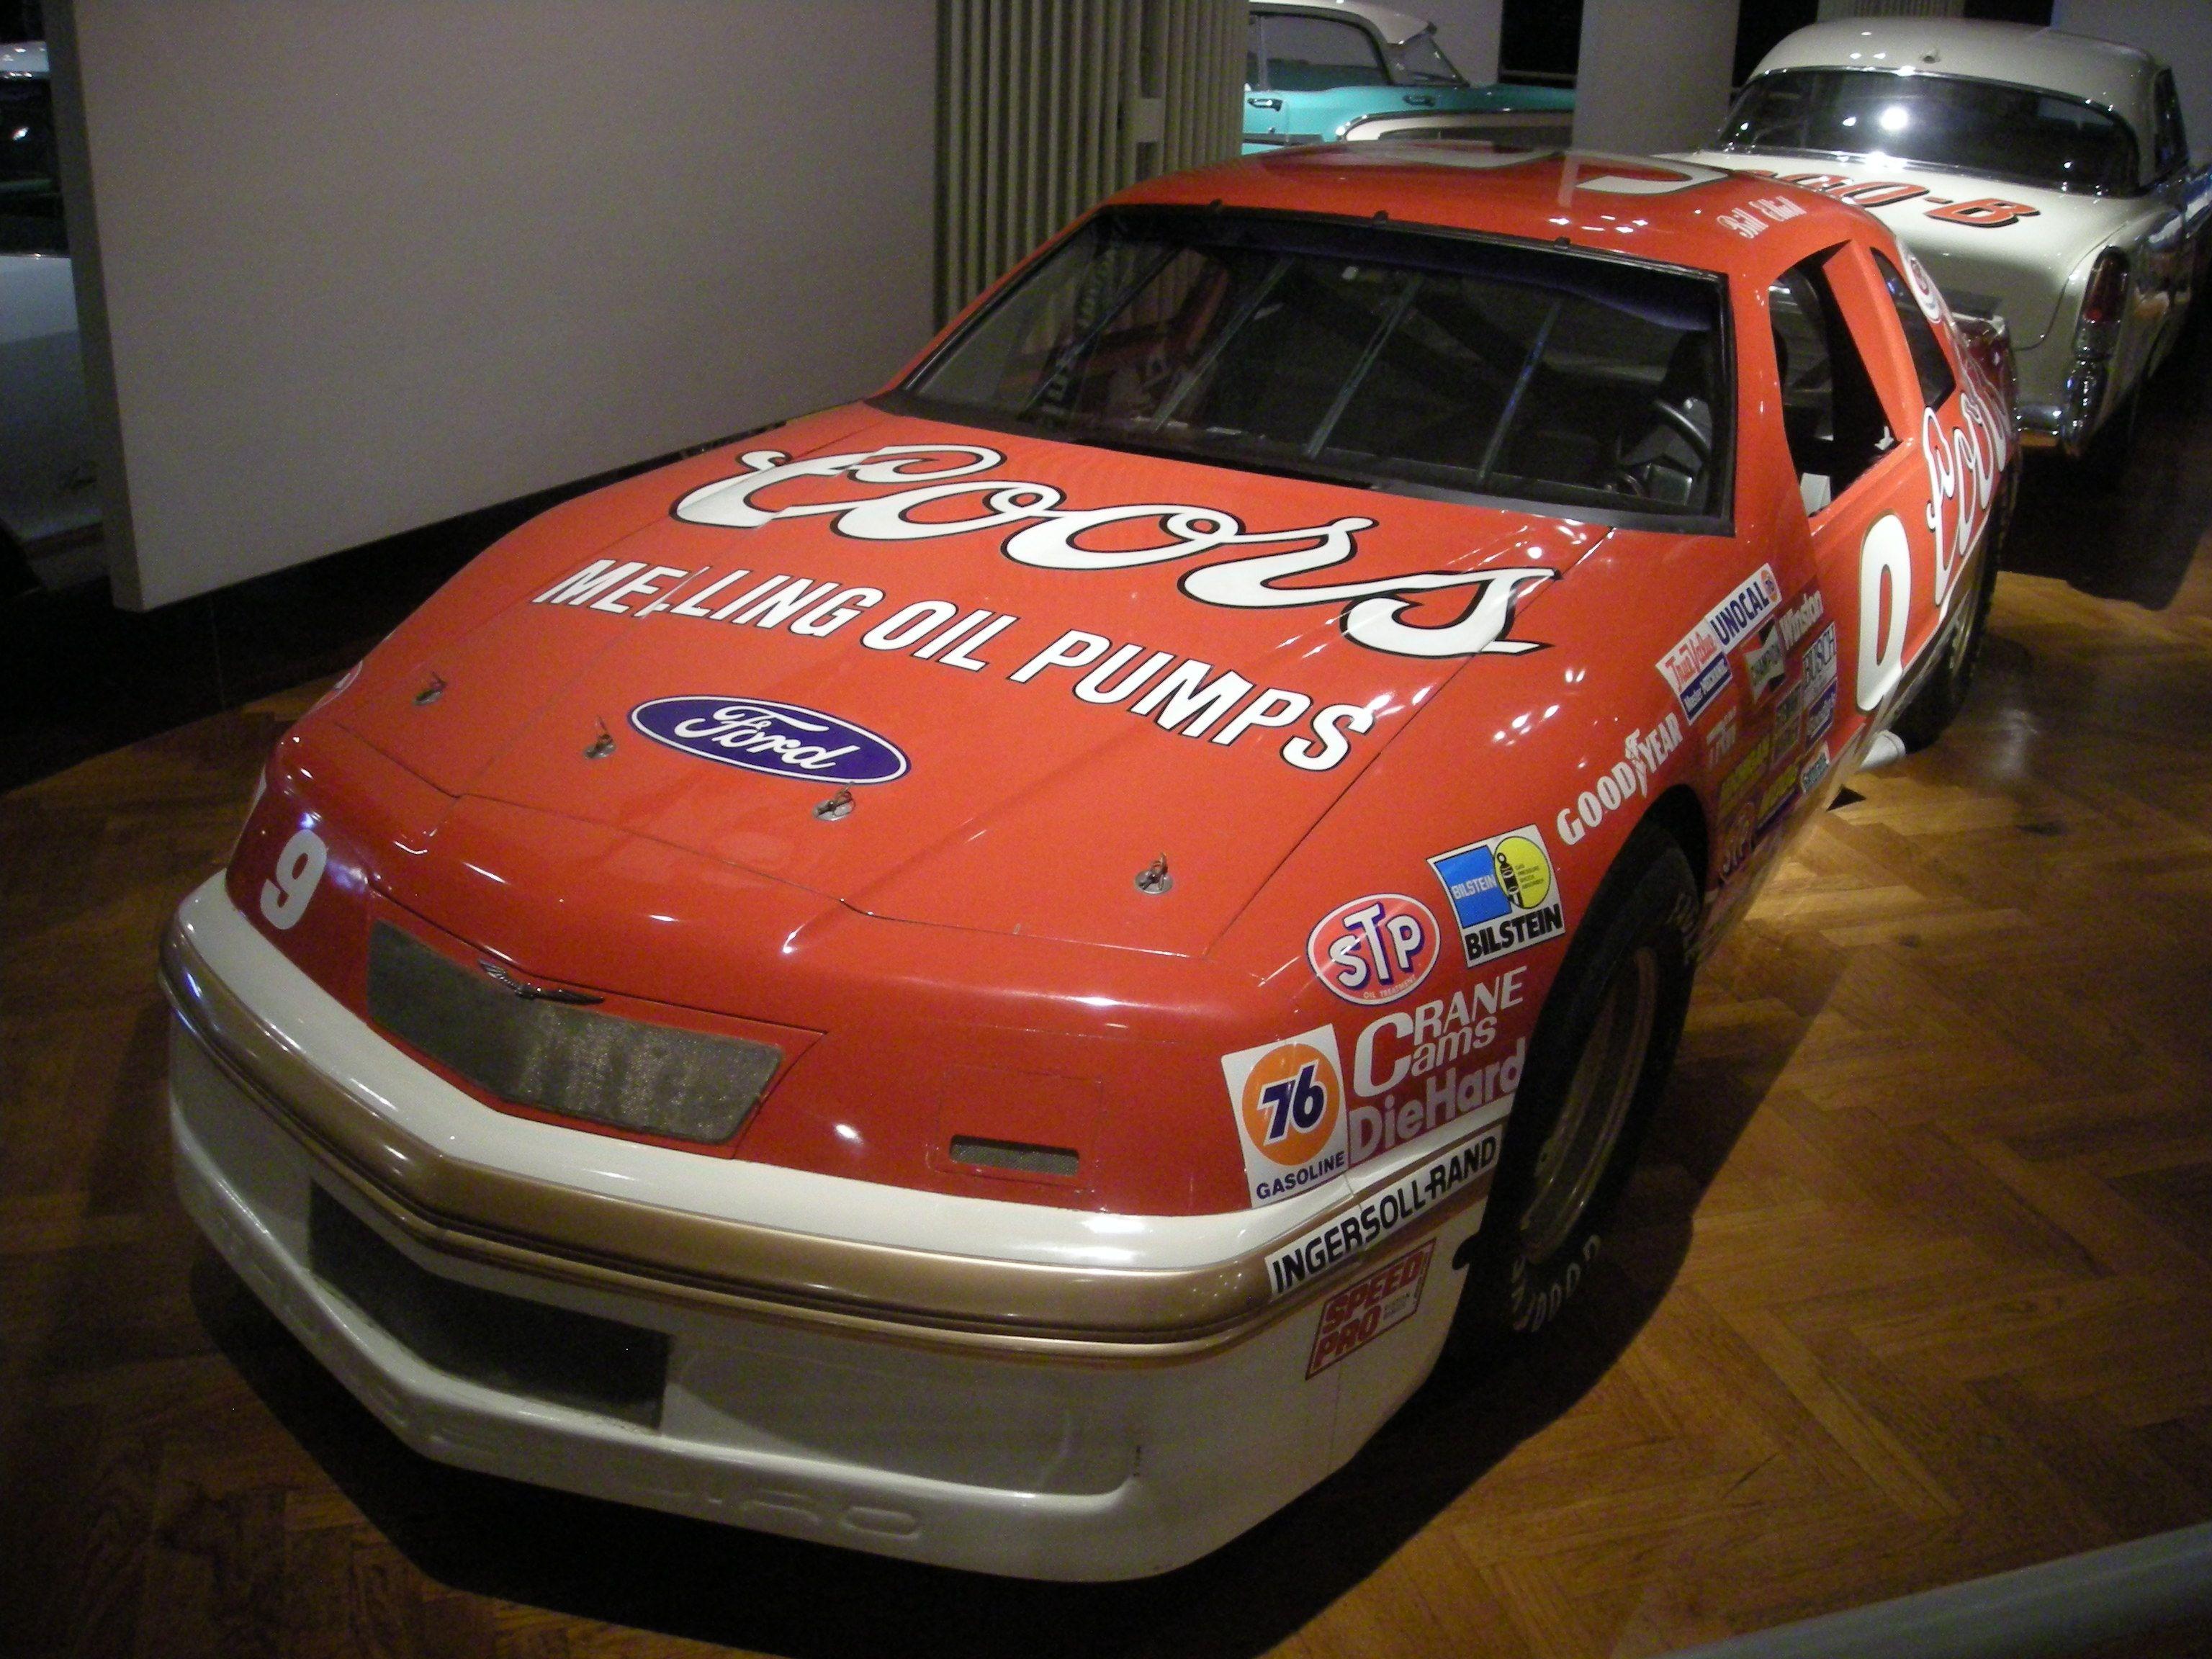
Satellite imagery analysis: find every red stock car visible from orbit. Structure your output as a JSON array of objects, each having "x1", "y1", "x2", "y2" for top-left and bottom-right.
[{"x1": 164, "y1": 145, "x2": 2015, "y2": 1580}]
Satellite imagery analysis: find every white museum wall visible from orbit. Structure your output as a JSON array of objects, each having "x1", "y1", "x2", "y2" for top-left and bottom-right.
[
  {"x1": 50, "y1": 1, "x2": 938, "y2": 609},
  {"x1": 1570, "y1": 0, "x2": 1740, "y2": 153},
  {"x1": 1416, "y1": 0, "x2": 1503, "y2": 86},
  {"x1": 2054, "y1": 0, "x2": 2212, "y2": 157}
]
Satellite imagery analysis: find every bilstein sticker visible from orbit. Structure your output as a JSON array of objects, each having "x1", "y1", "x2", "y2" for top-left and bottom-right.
[
  {"x1": 1428, "y1": 825, "x2": 1565, "y2": 969},
  {"x1": 1223, "y1": 1027, "x2": 1349, "y2": 1208}
]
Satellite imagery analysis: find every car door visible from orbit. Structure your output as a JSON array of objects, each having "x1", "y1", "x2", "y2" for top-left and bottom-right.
[
  {"x1": 1244, "y1": 11, "x2": 1285, "y2": 149},
  {"x1": 1752, "y1": 239, "x2": 1942, "y2": 837}
]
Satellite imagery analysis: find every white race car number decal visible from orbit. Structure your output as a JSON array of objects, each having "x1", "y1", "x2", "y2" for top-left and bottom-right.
[{"x1": 259, "y1": 828, "x2": 328, "y2": 931}]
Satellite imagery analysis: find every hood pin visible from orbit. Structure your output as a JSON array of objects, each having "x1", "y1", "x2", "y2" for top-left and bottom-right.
[
  {"x1": 584, "y1": 721, "x2": 616, "y2": 760},
  {"x1": 814, "y1": 788, "x2": 854, "y2": 822},
  {"x1": 413, "y1": 673, "x2": 446, "y2": 706},
  {"x1": 1135, "y1": 854, "x2": 1173, "y2": 896}
]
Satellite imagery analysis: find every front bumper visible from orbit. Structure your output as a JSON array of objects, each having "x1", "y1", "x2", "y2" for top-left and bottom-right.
[{"x1": 164, "y1": 876, "x2": 1500, "y2": 1578}]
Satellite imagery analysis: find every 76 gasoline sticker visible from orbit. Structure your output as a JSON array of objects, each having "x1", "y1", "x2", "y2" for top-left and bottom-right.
[{"x1": 1221, "y1": 1025, "x2": 1349, "y2": 1208}]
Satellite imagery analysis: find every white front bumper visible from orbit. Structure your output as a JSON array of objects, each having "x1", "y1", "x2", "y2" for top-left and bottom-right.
[{"x1": 167, "y1": 886, "x2": 1492, "y2": 1579}]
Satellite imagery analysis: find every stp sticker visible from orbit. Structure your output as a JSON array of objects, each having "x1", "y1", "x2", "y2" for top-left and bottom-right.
[
  {"x1": 1307, "y1": 1240, "x2": 1436, "y2": 1378},
  {"x1": 1222, "y1": 1027, "x2": 1349, "y2": 1208},
  {"x1": 1428, "y1": 824, "x2": 1566, "y2": 969},
  {"x1": 1306, "y1": 894, "x2": 1441, "y2": 1006}
]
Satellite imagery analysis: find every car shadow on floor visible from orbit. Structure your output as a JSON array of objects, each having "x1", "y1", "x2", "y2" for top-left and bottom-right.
[
  {"x1": 2002, "y1": 320, "x2": 2212, "y2": 611},
  {"x1": 194, "y1": 976, "x2": 1820, "y2": 1659}
]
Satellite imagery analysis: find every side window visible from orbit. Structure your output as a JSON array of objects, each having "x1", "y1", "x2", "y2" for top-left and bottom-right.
[
  {"x1": 1871, "y1": 249, "x2": 1957, "y2": 410},
  {"x1": 1246, "y1": 13, "x2": 1265, "y2": 89},
  {"x1": 2154, "y1": 70, "x2": 2187, "y2": 178},
  {"x1": 1768, "y1": 253, "x2": 1894, "y2": 516},
  {"x1": 1267, "y1": 17, "x2": 1389, "y2": 91}
]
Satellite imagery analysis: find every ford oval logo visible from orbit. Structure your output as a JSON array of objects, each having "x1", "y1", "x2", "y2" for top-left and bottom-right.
[{"x1": 629, "y1": 697, "x2": 909, "y2": 785}]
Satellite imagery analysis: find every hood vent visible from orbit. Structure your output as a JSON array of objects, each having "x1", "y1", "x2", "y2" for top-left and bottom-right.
[{"x1": 367, "y1": 921, "x2": 781, "y2": 1144}]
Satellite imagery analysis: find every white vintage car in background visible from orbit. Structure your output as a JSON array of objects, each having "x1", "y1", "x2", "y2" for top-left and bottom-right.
[{"x1": 1681, "y1": 19, "x2": 2212, "y2": 474}]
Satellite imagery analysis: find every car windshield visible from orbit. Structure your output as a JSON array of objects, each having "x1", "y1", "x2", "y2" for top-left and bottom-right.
[
  {"x1": 1385, "y1": 29, "x2": 1467, "y2": 88},
  {"x1": 899, "y1": 208, "x2": 1731, "y2": 521},
  {"x1": 0, "y1": 72, "x2": 66, "y2": 255},
  {"x1": 1719, "y1": 68, "x2": 2138, "y2": 196}
]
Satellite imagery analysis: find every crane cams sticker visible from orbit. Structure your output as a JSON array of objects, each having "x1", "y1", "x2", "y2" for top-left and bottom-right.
[
  {"x1": 1307, "y1": 894, "x2": 1441, "y2": 1006},
  {"x1": 1307, "y1": 1241, "x2": 1436, "y2": 1378},
  {"x1": 1428, "y1": 825, "x2": 1565, "y2": 969},
  {"x1": 1223, "y1": 1027, "x2": 1348, "y2": 1208}
]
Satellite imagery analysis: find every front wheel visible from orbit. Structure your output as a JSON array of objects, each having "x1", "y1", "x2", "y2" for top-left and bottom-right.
[{"x1": 1448, "y1": 820, "x2": 1698, "y2": 1348}]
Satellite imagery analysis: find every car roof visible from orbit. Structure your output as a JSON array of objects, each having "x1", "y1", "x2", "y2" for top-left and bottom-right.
[
  {"x1": 1251, "y1": 0, "x2": 1433, "y2": 49},
  {"x1": 1753, "y1": 19, "x2": 2159, "y2": 120},
  {"x1": 0, "y1": 40, "x2": 50, "y2": 78},
  {"x1": 1114, "y1": 144, "x2": 1874, "y2": 277}
]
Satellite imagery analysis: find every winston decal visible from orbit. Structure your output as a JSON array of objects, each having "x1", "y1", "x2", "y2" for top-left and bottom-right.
[{"x1": 673, "y1": 444, "x2": 1557, "y2": 662}]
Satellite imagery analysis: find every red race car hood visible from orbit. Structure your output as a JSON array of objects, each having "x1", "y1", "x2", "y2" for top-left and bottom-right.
[{"x1": 336, "y1": 408, "x2": 1605, "y2": 958}]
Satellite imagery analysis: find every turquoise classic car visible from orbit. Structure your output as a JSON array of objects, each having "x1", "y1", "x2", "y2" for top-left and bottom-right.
[{"x1": 1244, "y1": 1, "x2": 1575, "y2": 152}]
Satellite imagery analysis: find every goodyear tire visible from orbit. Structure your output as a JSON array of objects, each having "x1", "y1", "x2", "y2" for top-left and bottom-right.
[{"x1": 1448, "y1": 819, "x2": 1696, "y2": 1349}]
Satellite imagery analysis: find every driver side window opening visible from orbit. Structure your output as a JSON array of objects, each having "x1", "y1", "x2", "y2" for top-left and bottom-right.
[{"x1": 1768, "y1": 251, "x2": 1893, "y2": 516}]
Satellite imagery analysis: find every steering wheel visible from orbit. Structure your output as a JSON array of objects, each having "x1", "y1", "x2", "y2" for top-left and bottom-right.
[{"x1": 1649, "y1": 397, "x2": 1712, "y2": 464}]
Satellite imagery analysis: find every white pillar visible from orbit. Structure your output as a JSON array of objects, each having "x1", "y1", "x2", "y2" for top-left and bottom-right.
[{"x1": 1573, "y1": 0, "x2": 1743, "y2": 155}]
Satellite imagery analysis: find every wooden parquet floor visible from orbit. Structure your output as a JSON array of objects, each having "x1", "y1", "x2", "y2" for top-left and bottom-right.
[{"x1": 8, "y1": 387, "x2": 2212, "y2": 1656}]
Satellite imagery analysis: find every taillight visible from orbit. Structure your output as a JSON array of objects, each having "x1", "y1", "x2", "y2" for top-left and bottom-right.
[{"x1": 2081, "y1": 249, "x2": 2128, "y2": 327}]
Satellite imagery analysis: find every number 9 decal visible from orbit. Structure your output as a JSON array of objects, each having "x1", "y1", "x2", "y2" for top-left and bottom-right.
[
  {"x1": 260, "y1": 827, "x2": 328, "y2": 931},
  {"x1": 1856, "y1": 514, "x2": 1912, "y2": 713}
]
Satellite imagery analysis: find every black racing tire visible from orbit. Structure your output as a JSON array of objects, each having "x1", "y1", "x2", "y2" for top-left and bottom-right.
[
  {"x1": 1446, "y1": 819, "x2": 1698, "y2": 1352},
  {"x1": 1892, "y1": 474, "x2": 2008, "y2": 752}
]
